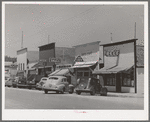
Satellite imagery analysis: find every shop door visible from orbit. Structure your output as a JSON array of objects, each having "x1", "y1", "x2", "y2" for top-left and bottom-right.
[{"x1": 116, "y1": 73, "x2": 121, "y2": 92}]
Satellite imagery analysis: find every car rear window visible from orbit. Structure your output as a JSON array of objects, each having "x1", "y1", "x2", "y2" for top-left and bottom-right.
[
  {"x1": 49, "y1": 77, "x2": 58, "y2": 80},
  {"x1": 42, "y1": 79, "x2": 47, "y2": 81}
]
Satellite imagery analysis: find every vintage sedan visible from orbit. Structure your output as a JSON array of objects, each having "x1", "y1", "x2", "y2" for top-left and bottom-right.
[
  {"x1": 17, "y1": 77, "x2": 27, "y2": 88},
  {"x1": 36, "y1": 77, "x2": 48, "y2": 90},
  {"x1": 42, "y1": 76, "x2": 69, "y2": 94},
  {"x1": 74, "y1": 77, "x2": 107, "y2": 96},
  {"x1": 5, "y1": 78, "x2": 13, "y2": 87}
]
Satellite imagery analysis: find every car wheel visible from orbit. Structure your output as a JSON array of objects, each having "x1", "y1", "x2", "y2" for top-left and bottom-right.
[
  {"x1": 76, "y1": 91, "x2": 81, "y2": 95},
  {"x1": 44, "y1": 90, "x2": 48, "y2": 94},
  {"x1": 56, "y1": 91, "x2": 59, "y2": 94},
  {"x1": 101, "y1": 88, "x2": 107, "y2": 96},
  {"x1": 69, "y1": 88, "x2": 74, "y2": 94},
  {"x1": 90, "y1": 88, "x2": 95, "y2": 95},
  {"x1": 61, "y1": 88, "x2": 65, "y2": 94}
]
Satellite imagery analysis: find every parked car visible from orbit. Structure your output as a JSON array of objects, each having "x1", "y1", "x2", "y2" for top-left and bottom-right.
[
  {"x1": 17, "y1": 77, "x2": 27, "y2": 88},
  {"x1": 5, "y1": 78, "x2": 13, "y2": 87},
  {"x1": 71, "y1": 77, "x2": 107, "y2": 96},
  {"x1": 27, "y1": 78, "x2": 36, "y2": 89},
  {"x1": 12, "y1": 77, "x2": 18, "y2": 88},
  {"x1": 5, "y1": 76, "x2": 10, "y2": 83},
  {"x1": 36, "y1": 77, "x2": 48, "y2": 90},
  {"x1": 42, "y1": 76, "x2": 69, "y2": 94}
]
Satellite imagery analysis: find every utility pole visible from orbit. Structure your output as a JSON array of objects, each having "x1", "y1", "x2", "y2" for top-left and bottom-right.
[
  {"x1": 21, "y1": 31, "x2": 23, "y2": 48},
  {"x1": 48, "y1": 35, "x2": 50, "y2": 44},
  {"x1": 134, "y1": 22, "x2": 136, "y2": 39},
  {"x1": 111, "y1": 33, "x2": 113, "y2": 43}
]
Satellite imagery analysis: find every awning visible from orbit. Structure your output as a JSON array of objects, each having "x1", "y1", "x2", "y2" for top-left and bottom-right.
[
  {"x1": 48, "y1": 69, "x2": 69, "y2": 76},
  {"x1": 48, "y1": 69, "x2": 61, "y2": 76},
  {"x1": 93, "y1": 65, "x2": 134, "y2": 75},
  {"x1": 71, "y1": 61, "x2": 98, "y2": 69}
]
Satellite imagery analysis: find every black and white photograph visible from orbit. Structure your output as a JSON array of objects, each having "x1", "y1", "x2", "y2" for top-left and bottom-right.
[{"x1": 2, "y1": 1, "x2": 148, "y2": 121}]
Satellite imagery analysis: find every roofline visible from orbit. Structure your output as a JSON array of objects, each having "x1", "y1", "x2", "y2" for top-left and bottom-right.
[
  {"x1": 38, "y1": 42, "x2": 55, "y2": 48},
  {"x1": 100, "y1": 39, "x2": 138, "y2": 46},
  {"x1": 17, "y1": 48, "x2": 27, "y2": 53},
  {"x1": 73, "y1": 41, "x2": 101, "y2": 47}
]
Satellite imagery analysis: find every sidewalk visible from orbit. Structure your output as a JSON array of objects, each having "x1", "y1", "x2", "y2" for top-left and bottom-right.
[{"x1": 107, "y1": 92, "x2": 144, "y2": 98}]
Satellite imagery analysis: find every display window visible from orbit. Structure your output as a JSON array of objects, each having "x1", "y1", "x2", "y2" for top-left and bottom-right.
[
  {"x1": 122, "y1": 73, "x2": 134, "y2": 87},
  {"x1": 105, "y1": 74, "x2": 115, "y2": 86}
]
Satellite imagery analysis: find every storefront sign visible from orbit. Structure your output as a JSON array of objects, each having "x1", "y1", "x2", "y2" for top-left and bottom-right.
[
  {"x1": 49, "y1": 58, "x2": 61, "y2": 63},
  {"x1": 56, "y1": 64, "x2": 72, "y2": 69},
  {"x1": 104, "y1": 50, "x2": 120, "y2": 57},
  {"x1": 74, "y1": 56, "x2": 84, "y2": 62}
]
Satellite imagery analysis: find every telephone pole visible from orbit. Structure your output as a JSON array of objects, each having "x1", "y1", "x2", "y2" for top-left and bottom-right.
[
  {"x1": 111, "y1": 33, "x2": 113, "y2": 43},
  {"x1": 21, "y1": 31, "x2": 23, "y2": 48},
  {"x1": 48, "y1": 35, "x2": 50, "y2": 44},
  {"x1": 134, "y1": 22, "x2": 136, "y2": 39}
]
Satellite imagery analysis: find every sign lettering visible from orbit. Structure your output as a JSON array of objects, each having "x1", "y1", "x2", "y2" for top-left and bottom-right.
[
  {"x1": 104, "y1": 50, "x2": 120, "y2": 57},
  {"x1": 49, "y1": 58, "x2": 61, "y2": 63}
]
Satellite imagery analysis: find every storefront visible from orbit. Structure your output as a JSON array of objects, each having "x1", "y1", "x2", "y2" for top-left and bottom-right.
[
  {"x1": 70, "y1": 41, "x2": 101, "y2": 80},
  {"x1": 93, "y1": 39, "x2": 138, "y2": 93}
]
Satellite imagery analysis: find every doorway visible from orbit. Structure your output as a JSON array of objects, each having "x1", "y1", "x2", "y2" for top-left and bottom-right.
[{"x1": 116, "y1": 73, "x2": 121, "y2": 92}]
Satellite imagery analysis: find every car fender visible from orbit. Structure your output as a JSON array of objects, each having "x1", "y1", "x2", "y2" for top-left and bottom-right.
[
  {"x1": 57, "y1": 84, "x2": 65, "y2": 90},
  {"x1": 68, "y1": 84, "x2": 74, "y2": 88}
]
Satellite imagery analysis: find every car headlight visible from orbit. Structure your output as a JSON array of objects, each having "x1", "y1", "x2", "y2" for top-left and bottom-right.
[{"x1": 55, "y1": 86, "x2": 58, "y2": 89}]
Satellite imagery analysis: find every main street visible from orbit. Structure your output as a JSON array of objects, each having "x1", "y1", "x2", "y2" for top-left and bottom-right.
[{"x1": 5, "y1": 87, "x2": 144, "y2": 109}]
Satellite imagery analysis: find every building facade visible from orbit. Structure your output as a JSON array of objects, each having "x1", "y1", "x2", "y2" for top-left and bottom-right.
[
  {"x1": 93, "y1": 39, "x2": 144, "y2": 94},
  {"x1": 70, "y1": 41, "x2": 100, "y2": 79},
  {"x1": 17, "y1": 48, "x2": 39, "y2": 77},
  {"x1": 32, "y1": 43, "x2": 75, "y2": 78}
]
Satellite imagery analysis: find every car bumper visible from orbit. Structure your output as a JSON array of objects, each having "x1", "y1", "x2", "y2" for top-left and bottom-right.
[
  {"x1": 17, "y1": 84, "x2": 27, "y2": 88},
  {"x1": 76, "y1": 89, "x2": 91, "y2": 93},
  {"x1": 43, "y1": 88, "x2": 60, "y2": 91}
]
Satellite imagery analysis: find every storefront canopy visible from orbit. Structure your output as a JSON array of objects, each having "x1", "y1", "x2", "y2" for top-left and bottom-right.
[
  {"x1": 71, "y1": 61, "x2": 98, "y2": 69},
  {"x1": 48, "y1": 69, "x2": 69, "y2": 76},
  {"x1": 93, "y1": 65, "x2": 134, "y2": 75}
]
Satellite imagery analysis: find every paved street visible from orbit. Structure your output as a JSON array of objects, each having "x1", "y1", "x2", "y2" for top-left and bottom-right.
[{"x1": 5, "y1": 87, "x2": 144, "y2": 109}]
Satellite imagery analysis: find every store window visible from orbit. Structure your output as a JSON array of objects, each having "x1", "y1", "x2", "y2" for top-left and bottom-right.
[
  {"x1": 84, "y1": 72, "x2": 89, "y2": 77},
  {"x1": 105, "y1": 74, "x2": 115, "y2": 86},
  {"x1": 77, "y1": 72, "x2": 83, "y2": 77},
  {"x1": 21, "y1": 63, "x2": 22, "y2": 70},
  {"x1": 122, "y1": 73, "x2": 134, "y2": 87},
  {"x1": 23, "y1": 63, "x2": 24, "y2": 70}
]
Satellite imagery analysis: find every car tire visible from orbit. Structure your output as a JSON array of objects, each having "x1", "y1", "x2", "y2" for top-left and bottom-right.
[
  {"x1": 76, "y1": 91, "x2": 81, "y2": 95},
  {"x1": 56, "y1": 91, "x2": 59, "y2": 94},
  {"x1": 90, "y1": 88, "x2": 95, "y2": 95},
  {"x1": 69, "y1": 88, "x2": 74, "y2": 94},
  {"x1": 44, "y1": 90, "x2": 48, "y2": 94},
  {"x1": 61, "y1": 88, "x2": 65, "y2": 94},
  {"x1": 101, "y1": 88, "x2": 107, "y2": 96}
]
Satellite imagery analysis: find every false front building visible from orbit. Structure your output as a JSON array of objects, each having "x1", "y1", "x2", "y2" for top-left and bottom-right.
[{"x1": 93, "y1": 39, "x2": 144, "y2": 94}]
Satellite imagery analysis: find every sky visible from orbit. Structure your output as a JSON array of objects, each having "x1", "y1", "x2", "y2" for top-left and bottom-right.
[{"x1": 4, "y1": 3, "x2": 144, "y2": 57}]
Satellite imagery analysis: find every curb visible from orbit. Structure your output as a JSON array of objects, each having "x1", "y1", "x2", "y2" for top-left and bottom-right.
[{"x1": 107, "y1": 93, "x2": 144, "y2": 98}]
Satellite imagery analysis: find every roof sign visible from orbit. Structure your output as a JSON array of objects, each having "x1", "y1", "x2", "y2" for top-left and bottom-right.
[{"x1": 74, "y1": 55, "x2": 84, "y2": 62}]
